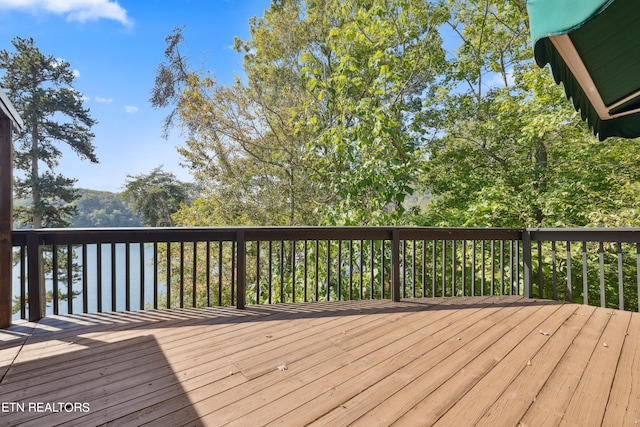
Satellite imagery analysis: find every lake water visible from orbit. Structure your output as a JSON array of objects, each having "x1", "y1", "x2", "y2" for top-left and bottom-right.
[{"x1": 11, "y1": 244, "x2": 161, "y2": 320}]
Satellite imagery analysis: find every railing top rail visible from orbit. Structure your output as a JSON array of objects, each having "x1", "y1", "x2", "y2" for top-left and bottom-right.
[
  {"x1": 527, "y1": 227, "x2": 640, "y2": 243},
  {"x1": 13, "y1": 226, "x2": 640, "y2": 246},
  {"x1": 11, "y1": 226, "x2": 525, "y2": 246}
]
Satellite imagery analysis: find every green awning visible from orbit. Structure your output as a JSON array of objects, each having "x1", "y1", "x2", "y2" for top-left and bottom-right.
[{"x1": 527, "y1": 0, "x2": 640, "y2": 140}]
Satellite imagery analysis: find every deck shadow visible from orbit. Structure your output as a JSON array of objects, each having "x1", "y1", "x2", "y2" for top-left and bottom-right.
[{"x1": 0, "y1": 333, "x2": 205, "y2": 426}]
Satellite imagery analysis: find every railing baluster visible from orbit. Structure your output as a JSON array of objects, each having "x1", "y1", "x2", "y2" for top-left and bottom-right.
[
  {"x1": 67, "y1": 244, "x2": 73, "y2": 314},
  {"x1": 83, "y1": 244, "x2": 88, "y2": 313},
  {"x1": 192, "y1": 242, "x2": 197, "y2": 308},
  {"x1": 315, "y1": 240, "x2": 319, "y2": 302},
  {"x1": 206, "y1": 241, "x2": 210, "y2": 307},
  {"x1": 412, "y1": 240, "x2": 417, "y2": 298},
  {"x1": 349, "y1": 240, "x2": 354, "y2": 301},
  {"x1": 566, "y1": 241, "x2": 572, "y2": 303},
  {"x1": 491, "y1": 240, "x2": 495, "y2": 296},
  {"x1": 153, "y1": 242, "x2": 158, "y2": 310},
  {"x1": 292, "y1": 240, "x2": 297, "y2": 303},
  {"x1": 256, "y1": 241, "x2": 261, "y2": 305},
  {"x1": 20, "y1": 246, "x2": 26, "y2": 319},
  {"x1": 599, "y1": 241, "x2": 605, "y2": 308},
  {"x1": 461, "y1": 240, "x2": 466, "y2": 297},
  {"x1": 304, "y1": 240, "x2": 308, "y2": 302},
  {"x1": 481, "y1": 240, "x2": 485, "y2": 296},
  {"x1": 326, "y1": 240, "x2": 331, "y2": 301},
  {"x1": 218, "y1": 241, "x2": 223, "y2": 306},
  {"x1": 359, "y1": 240, "x2": 364, "y2": 299},
  {"x1": 551, "y1": 241, "x2": 557, "y2": 301},
  {"x1": 421, "y1": 240, "x2": 426, "y2": 298},
  {"x1": 451, "y1": 240, "x2": 456, "y2": 297},
  {"x1": 236, "y1": 231, "x2": 245, "y2": 309},
  {"x1": 516, "y1": 240, "x2": 520, "y2": 295},
  {"x1": 381, "y1": 240, "x2": 386, "y2": 299},
  {"x1": 537, "y1": 241, "x2": 543, "y2": 298},
  {"x1": 140, "y1": 242, "x2": 145, "y2": 311},
  {"x1": 370, "y1": 240, "x2": 374, "y2": 299},
  {"x1": 391, "y1": 230, "x2": 400, "y2": 303},
  {"x1": 522, "y1": 232, "x2": 532, "y2": 299},
  {"x1": 231, "y1": 240, "x2": 236, "y2": 306},
  {"x1": 471, "y1": 240, "x2": 476, "y2": 296},
  {"x1": 53, "y1": 245, "x2": 59, "y2": 315},
  {"x1": 125, "y1": 243, "x2": 130, "y2": 312},
  {"x1": 509, "y1": 240, "x2": 514, "y2": 296},
  {"x1": 179, "y1": 242, "x2": 184, "y2": 308},
  {"x1": 166, "y1": 242, "x2": 171, "y2": 310},
  {"x1": 500, "y1": 240, "x2": 504, "y2": 296},
  {"x1": 110, "y1": 243, "x2": 117, "y2": 311},
  {"x1": 267, "y1": 240, "x2": 272, "y2": 303},
  {"x1": 337, "y1": 240, "x2": 342, "y2": 301},
  {"x1": 280, "y1": 240, "x2": 285, "y2": 303},
  {"x1": 401, "y1": 239, "x2": 407, "y2": 299},
  {"x1": 618, "y1": 242, "x2": 624, "y2": 310},
  {"x1": 582, "y1": 241, "x2": 588, "y2": 306},
  {"x1": 432, "y1": 240, "x2": 436, "y2": 298},
  {"x1": 442, "y1": 240, "x2": 447, "y2": 297},
  {"x1": 98, "y1": 244, "x2": 103, "y2": 312}
]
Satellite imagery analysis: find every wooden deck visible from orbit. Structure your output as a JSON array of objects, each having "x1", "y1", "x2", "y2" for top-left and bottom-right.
[{"x1": 0, "y1": 296, "x2": 638, "y2": 426}]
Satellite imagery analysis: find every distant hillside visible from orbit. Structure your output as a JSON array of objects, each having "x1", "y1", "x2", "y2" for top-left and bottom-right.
[{"x1": 70, "y1": 188, "x2": 143, "y2": 228}]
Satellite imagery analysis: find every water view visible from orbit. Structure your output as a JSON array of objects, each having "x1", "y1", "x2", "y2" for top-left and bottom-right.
[{"x1": 12, "y1": 243, "x2": 159, "y2": 319}]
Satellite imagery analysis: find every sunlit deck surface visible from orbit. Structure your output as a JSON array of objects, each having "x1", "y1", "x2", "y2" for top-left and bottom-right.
[{"x1": 1, "y1": 296, "x2": 639, "y2": 426}]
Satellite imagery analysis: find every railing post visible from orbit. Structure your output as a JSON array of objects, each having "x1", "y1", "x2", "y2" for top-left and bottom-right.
[
  {"x1": 522, "y1": 229, "x2": 533, "y2": 299},
  {"x1": 236, "y1": 230, "x2": 246, "y2": 309},
  {"x1": 391, "y1": 229, "x2": 401, "y2": 302},
  {"x1": 0, "y1": 117, "x2": 12, "y2": 327},
  {"x1": 27, "y1": 230, "x2": 43, "y2": 322}
]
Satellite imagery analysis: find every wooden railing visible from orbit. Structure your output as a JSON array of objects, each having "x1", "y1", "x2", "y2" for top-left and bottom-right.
[
  {"x1": 526, "y1": 228, "x2": 640, "y2": 312},
  {"x1": 10, "y1": 227, "x2": 522, "y2": 321},
  {"x1": 9, "y1": 227, "x2": 640, "y2": 322}
]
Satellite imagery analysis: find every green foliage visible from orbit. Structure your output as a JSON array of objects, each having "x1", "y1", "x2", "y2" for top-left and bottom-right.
[
  {"x1": 417, "y1": 1, "x2": 640, "y2": 228},
  {"x1": 70, "y1": 189, "x2": 143, "y2": 227},
  {"x1": 152, "y1": 20, "x2": 318, "y2": 226},
  {"x1": 0, "y1": 37, "x2": 98, "y2": 228},
  {"x1": 299, "y1": 0, "x2": 448, "y2": 225},
  {"x1": 121, "y1": 166, "x2": 193, "y2": 227}
]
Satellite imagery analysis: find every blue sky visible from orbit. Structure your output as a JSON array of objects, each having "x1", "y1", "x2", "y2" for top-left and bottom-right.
[{"x1": 0, "y1": 0, "x2": 272, "y2": 192}]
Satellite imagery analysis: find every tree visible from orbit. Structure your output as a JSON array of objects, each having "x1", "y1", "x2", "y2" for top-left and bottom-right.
[
  {"x1": 153, "y1": 1, "x2": 448, "y2": 227},
  {"x1": 122, "y1": 166, "x2": 193, "y2": 227},
  {"x1": 151, "y1": 18, "x2": 319, "y2": 226},
  {"x1": 71, "y1": 189, "x2": 144, "y2": 227},
  {"x1": 0, "y1": 37, "x2": 98, "y2": 228},
  {"x1": 298, "y1": 0, "x2": 448, "y2": 225},
  {"x1": 417, "y1": 0, "x2": 640, "y2": 228}
]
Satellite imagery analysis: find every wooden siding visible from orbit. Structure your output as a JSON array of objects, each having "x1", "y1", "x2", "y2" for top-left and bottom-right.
[{"x1": 0, "y1": 296, "x2": 638, "y2": 426}]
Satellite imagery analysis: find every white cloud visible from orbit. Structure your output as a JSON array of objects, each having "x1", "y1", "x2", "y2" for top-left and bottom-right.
[
  {"x1": 0, "y1": 0, "x2": 133, "y2": 27},
  {"x1": 95, "y1": 96, "x2": 112, "y2": 103},
  {"x1": 125, "y1": 105, "x2": 139, "y2": 114},
  {"x1": 72, "y1": 69, "x2": 80, "y2": 78}
]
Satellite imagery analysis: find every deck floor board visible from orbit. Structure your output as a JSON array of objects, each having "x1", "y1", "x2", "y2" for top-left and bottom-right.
[{"x1": 0, "y1": 296, "x2": 637, "y2": 426}]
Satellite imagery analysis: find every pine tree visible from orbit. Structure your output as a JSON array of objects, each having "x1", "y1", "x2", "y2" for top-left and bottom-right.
[{"x1": 0, "y1": 37, "x2": 98, "y2": 228}]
